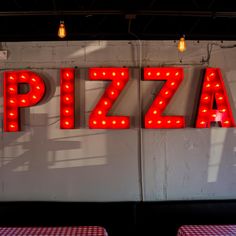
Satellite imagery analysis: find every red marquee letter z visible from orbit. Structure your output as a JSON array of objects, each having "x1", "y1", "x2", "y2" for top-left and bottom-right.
[{"x1": 144, "y1": 67, "x2": 185, "y2": 128}]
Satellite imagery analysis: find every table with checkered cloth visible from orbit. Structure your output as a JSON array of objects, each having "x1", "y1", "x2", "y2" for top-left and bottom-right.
[
  {"x1": 177, "y1": 225, "x2": 236, "y2": 236},
  {"x1": 0, "y1": 226, "x2": 108, "y2": 236}
]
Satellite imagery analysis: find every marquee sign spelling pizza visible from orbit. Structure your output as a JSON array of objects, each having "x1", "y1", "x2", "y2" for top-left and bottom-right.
[{"x1": 3, "y1": 67, "x2": 235, "y2": 132}]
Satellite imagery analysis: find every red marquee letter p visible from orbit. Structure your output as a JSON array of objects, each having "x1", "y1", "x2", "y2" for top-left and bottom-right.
[{"x1": 4, "y1": 71, "x2": 45, "y2": 132}]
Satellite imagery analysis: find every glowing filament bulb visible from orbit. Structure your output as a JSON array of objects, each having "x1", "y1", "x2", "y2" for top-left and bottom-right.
[
  {"x1": 58, "y1": 21, "x2": 66, "y2": 39},
  {"x1": 178, "y1": 36, "x2": 186, "y2": 53}
]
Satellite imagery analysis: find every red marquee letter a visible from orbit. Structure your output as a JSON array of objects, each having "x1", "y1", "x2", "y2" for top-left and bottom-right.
[{"x1": 196, "y1": 68, "x2": 235, "y2": 128}]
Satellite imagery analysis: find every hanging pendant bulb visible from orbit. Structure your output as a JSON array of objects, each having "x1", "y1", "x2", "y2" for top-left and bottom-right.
[
  {"x1": 178, "y1": 35, "x2": 186, "y2": 53},
  {"x1": 58, "y1": 21, "x2": 66, "y2": 39}
]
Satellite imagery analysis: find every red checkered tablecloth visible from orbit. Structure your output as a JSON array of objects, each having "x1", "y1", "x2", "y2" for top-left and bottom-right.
[
  {"x1": 177, "y1": 225, "x2": 236, "y2": 236},
  {"x1": 0, "y1": 226, "x2": 108, "y2": 236}
]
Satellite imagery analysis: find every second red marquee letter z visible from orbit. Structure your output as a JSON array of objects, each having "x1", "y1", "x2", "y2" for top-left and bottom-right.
[{"x1": 144, "y1": 67, "x2": 185, "y2": 128}]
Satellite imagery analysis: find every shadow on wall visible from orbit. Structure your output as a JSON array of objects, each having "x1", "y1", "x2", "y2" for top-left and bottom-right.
[
  {"x1": 0, "y1": 67, "x2": 108, "y2": 179},
  {"x1": 1, "y1": 113, "x2": 85, "y2": 171},
  {"x1": 207, "y1": 127, "x2": 236, "y2": 188},
  {"x1": 1, "y1": 62, "x2": 236, "y2": 201},
  {"x1": 0, "y1": 69, "x2": 103, "y2": 170},
  {"x1": 0, "y1": 68, "x2": 140, "y2": 201},
  {"x1": 142, "y1": 66, "x2": 236, "y2": 200}
]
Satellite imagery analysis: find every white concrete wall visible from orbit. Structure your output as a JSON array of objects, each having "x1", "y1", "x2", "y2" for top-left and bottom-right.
[{"x1": 0, "y1": 40, "x2": 236, "y2": 201}]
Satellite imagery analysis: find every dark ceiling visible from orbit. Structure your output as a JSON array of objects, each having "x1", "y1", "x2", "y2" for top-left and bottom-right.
[{"x1": 1, "y1": 0, "x2": 236, "y2": 41}]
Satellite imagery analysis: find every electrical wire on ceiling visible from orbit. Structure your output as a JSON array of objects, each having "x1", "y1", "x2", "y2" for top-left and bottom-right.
[
  {"x1": 161, "y1": 40, "x2": 236, "y2": 67},
  {"x1": 201, "y1": 42, "x2": 236, "y2": 65}
]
